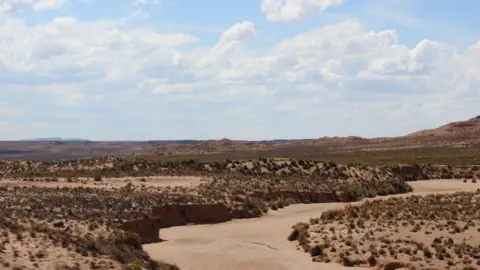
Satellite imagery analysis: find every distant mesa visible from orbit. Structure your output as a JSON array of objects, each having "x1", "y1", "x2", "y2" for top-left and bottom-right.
[{"x1": 20, "y1": 137, "x2": 89, "y2": 142}]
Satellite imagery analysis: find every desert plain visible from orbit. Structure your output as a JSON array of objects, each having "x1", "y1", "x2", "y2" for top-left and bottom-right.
[{"x1": 1, "y1": 117, "x2": 480, "y2": 270}]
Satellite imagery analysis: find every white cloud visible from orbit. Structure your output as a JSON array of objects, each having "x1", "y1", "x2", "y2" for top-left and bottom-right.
[
  {"x1": 0, "y1": 0, "x2": 32, "y2": 13},
  {"x1": 0, "y1": 16, "x2": 200, "y2": 81},
  {"x1": 0, "y1": 12, "x2": 479, "y2": 139},
  {"x1": 220, "y1": 21, "x2": 256, "y2": 42},
  {"x1": 261, "y1": 0, "x2": 344, "y2": 21},
  {"x1": 321, "y1": 60, "x2": 344, "y2": 80},
  {"x1": 0, "y1": 0, "x2": 69, "y2": 12},
  {"x1": 131, "y1": 0, "x2": 159, "y2": 6},
  {"x1": 33, "y1": 0, "x2": 66, "y2": 10},
  {"x1": 192, "y1": 21, "x2": 258, "y2": 80},
  {"x1": 152, "y1": 81, "x2": 197, "y2": 94}
]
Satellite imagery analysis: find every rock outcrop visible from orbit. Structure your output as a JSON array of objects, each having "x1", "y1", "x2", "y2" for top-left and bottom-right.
[
  {"x1": 151, "y1": 204, "x2": 186, "y2": 228},
  {"x1": 152, "y1": 203, "x2": 231, "y2": 228},
  {"x1": 183, "y1": 203, "x2": 231, "y2": 224},
  {"x1": 119, "y1": 216, "x2": 162, "y2": 244}
]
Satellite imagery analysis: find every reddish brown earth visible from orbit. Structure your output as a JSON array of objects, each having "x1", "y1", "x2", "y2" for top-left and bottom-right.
[
  {"x1": 409, "y1": 117, "x2": 480, "y2": 137},
  {"x1": 151, "y1": 203, "x2": 232, "y2": 228},
  {"x1": 153, "y1": 117, "x2": 480, "y2": 155},
  {"x1": 119, "y1": 216, "x2": 163, "y2": 244},
  {"x1": 1, "y1": 117, "x2": 479, "y2": 160}
]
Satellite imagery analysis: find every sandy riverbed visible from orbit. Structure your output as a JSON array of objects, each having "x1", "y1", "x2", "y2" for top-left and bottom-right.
[{"x1": 144, "y1": 179, "x2": 480, "y2": 270}]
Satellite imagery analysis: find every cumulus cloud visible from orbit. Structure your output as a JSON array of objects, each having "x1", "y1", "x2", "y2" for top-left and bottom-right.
[
  {"x1": 131, "y1": 0, "x2": 159, "y2": 6},
  {"x1": 0, "y1": 16, "x2": 199, "y2": 79},
  {"x1": 261, "y1": 0, "x2": 344, "y2": 21},
  {"x1": 193, "y1": 21, "x2": 258, "y2": 79},
  {"x1": 220, "y1": 21, "x2": 257, "y2": 42},
  {"x1": 33, "y1": 0, "x2": 66, "y2": 10},
  {"x1": 0, "y1": 0, "x2": 68, "y2": 12},
  {"x1": 0, "y1": 10, "x2": 479, "y2": 139}
]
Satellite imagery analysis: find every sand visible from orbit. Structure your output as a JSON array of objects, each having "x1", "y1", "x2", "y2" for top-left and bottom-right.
[
  {"x1": 144, "y1": 179, "x2": 480, "y2": 270},
  {"x1": 0, "y1": 176, "x2": 204, "y2": 189}
]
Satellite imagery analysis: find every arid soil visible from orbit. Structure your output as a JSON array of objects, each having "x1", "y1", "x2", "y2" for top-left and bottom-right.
[
  {"x1": 290, "y1": 179, "x2": 480, "y2": 270},
  {"x1": 0, "y1": 158, "x2": 422, "y2": 270},
  {"x1": 2, "y1": 156, "x2": 479, "y2": 180},
  {"x1": 124, "y1": 117, "x2": 480, "y2": 156},
  {"x1": 0, "y1": 182, "x2": 181, "y2": 270},
  {"x1": 144, "y1": 180, "x2": 480, "y2": 270},
  {"x1": 0, "y1": 176, "x2": 204, "y2": 190},
  {"x1": 0, "y1": 117, "x2": 478, "y2": 269},
  {"x1": 1, "y1": 154, "x2": 479, "y2": 269}
]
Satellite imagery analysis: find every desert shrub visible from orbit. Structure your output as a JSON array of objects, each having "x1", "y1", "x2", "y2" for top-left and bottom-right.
[
  {"x1": 114, "y1": 232, "x2": 142, "y2": 250},
  {"x1": 269, "y1": 202, "x2": 278, "y2": 211},
  {"x1": 288, "y1": 229, "x2": 300, "y2": 241},
  {"x1": 310, "y1": 245, "x2": 324, "y2": 257},
  {"x1": 367, "y1": 255, "x2": 377, "y2": 266},
  {"x1": 423, "y1": 247, "x2": 432, "y2": 258},
  {"x1": 341, "y1": 256, "x2": 356, "y2": 267},
  {"x1": 245, "y1": 198, "x2": 268, "y2": 214},
  {"x1": 154, "y1": 261, "x2": 181, "y2": 270},
  {"x1": 345, "y1": 185, "x2": 363, "y2": 201}
]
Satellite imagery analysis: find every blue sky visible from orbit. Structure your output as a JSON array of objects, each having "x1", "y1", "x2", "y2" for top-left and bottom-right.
[{"x1": 0, "y1": 0, "x2": 479, "y2": 140}]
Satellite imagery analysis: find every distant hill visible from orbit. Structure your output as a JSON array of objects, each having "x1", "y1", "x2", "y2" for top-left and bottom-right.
[
  {"x1": 20, "y1": 138, "x2": 90, "y2": 142},
  {"x1": 407, "y1": 117, "x2": 480, "y2": 137},
  {"x1": 1, "y1": 116, "x2": 479, "y2": 161}
]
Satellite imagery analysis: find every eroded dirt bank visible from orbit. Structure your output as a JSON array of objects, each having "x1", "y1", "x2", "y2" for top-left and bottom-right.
[{"x1": 144, "y1": 180, "x2": 480, "y2": 270}]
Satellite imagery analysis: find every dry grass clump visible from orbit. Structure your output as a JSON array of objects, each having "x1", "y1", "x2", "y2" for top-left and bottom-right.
[
  {"x1": 2, "y1": 156, "x2": 478, "y2": 182},
  {"x1": 0, "y1": 184, "x2": 181, "y2": 269},
  {"x1": 194, "y1": 168, "x2": 412, "y2": 213},
  {"x1": 290, "y1": 189, "x2": 480, "y2": 269},
  {"x1": 1, "y1": 166, "x2": 413, "y2": 227},
  {"x1": 0, "y1": 219, "x2": 178, "y2": 269},
  {"x1": 0, "y1": 157, "x2": 423, "y2": 269}
]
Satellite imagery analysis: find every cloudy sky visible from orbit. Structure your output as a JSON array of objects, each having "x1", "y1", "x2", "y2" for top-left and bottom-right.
[{"x1": 0, "y1": 0, "x2": 479, "y2": 140}]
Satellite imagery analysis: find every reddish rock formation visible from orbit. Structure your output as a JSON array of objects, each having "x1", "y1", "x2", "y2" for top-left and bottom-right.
[
  {"x1": 152, "y1": 204, "x2": 187, "y2": 228},
  {"x1": 315, "y1": 192, "x2": 339, "y2": 203},
  {"x1": 119, "y1": 216, "x2": 161, "y2": 244},
  {"x1": 152, "y1": 203, "x2": 231, "y2": 228},
  {"x1": 183, "y1": 203, "x2": 231, "y2": 224},
  {"x1": 230, "y1": 209, "x2": 243, "y2": 219}
]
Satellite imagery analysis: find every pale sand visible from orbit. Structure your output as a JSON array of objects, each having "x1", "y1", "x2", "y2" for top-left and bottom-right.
[
  {"x1": 0, "y1": 176, "x2": 204, "y2": 189},
  {"x1": 144, "y1": 179, "x2": 480, "y2": 270}
]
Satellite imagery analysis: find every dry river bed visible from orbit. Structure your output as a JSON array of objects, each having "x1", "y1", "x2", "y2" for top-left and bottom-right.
[{"x1": 144, "y1": 179, "x2": 480, "y2": 270}]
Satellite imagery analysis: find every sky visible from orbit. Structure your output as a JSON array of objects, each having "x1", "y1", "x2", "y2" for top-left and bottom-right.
[{"x1": 0, "y1": 0, "x2": 479, "y2": 141}]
